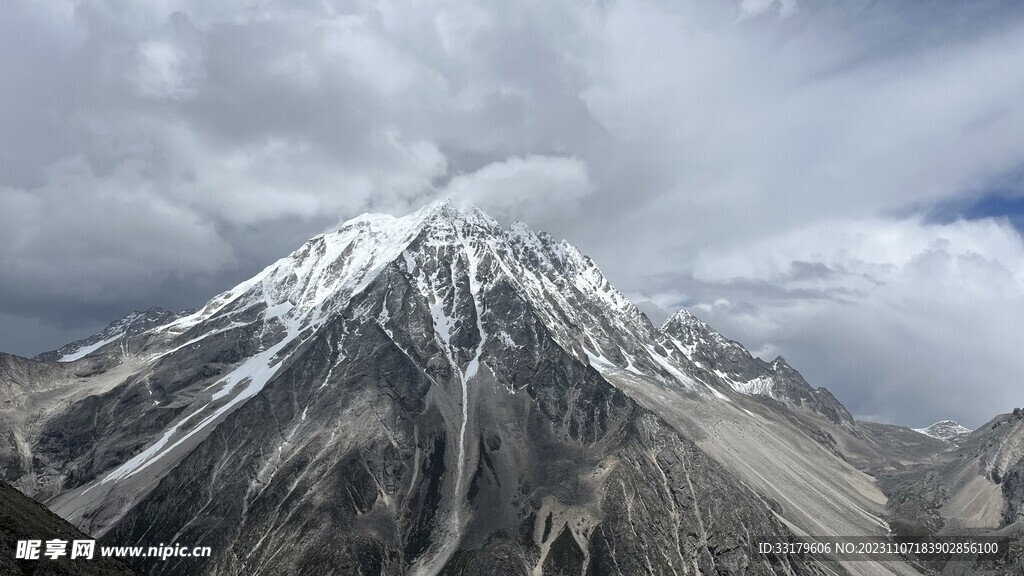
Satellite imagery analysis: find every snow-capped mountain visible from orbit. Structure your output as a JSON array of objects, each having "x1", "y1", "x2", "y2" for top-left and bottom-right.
[
  {"x1": 4, "y1": 201, "x2": 997, "y2": 575},
  {"x1": 913, "y1": 419, "x2": 973, "y2": 444}
]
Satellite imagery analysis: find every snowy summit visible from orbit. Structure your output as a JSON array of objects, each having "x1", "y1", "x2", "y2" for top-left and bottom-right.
[{"x1": 914, "y1": 419, "x2": 973, "y2": 444}]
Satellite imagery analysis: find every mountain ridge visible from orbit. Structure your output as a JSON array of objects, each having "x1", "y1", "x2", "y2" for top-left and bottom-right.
[{"x1": 659, "y1": 308, "x2": 854, "y2": 426}]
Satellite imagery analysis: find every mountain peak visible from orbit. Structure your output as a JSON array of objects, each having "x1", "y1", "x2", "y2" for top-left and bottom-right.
[
  {"x1": 163, "y1": 203, "x2": 651, "y2": 363},
  {"x1": 661, "y1": 308, "x2": 704, "y2": 331},
  {"x1": 420, "y1": 198, "x2": 497, "y2": 226},
  {"x1": 660, "y1": 307, "x2": 854, "y2": 425},
  {"x1": 340, "y1": 199, "x2": 498, "y2": 237},
  {"x1": 662, "y1": 309, "x2": 739, "y2": 353}
]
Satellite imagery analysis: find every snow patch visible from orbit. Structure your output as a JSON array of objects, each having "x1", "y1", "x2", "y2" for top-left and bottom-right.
[
  {"x1": 584, "y1": 348, "x2": 615, "y2": 372},
  {"x1": 732, "y1": 375, "x2": 775, "y2": 397}
]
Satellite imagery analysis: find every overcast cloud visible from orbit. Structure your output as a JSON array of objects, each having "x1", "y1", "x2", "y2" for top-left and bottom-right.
[{"x1": 2, "y1": 0, "x2": 1023, "y2": 428}]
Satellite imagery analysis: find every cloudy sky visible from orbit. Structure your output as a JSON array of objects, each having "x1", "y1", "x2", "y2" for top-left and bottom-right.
[{"x1": 2, "y1": 0, "x2": 1023, "y2": 428}]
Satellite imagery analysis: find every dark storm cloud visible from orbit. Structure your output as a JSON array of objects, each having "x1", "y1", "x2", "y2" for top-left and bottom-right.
[{"x1": 2, "y1": 0, "x2": 1024, "y2": 426}]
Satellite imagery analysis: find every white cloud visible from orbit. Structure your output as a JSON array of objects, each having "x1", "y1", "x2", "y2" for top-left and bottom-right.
[
  {"x1": 674, "y1": 217, "x2": 1024, "y2": 427},
  {"x1": 444, "y1": 155, "x2": 592, "y2": 224},
  {"x1": 739, "y1": 0, "x2": 798, "y2": 20},
  {"x1": 691, "y1": 217, "x2": 1024, "y2": 285},
  {"x1": 134, "y1": 39, "x2": 200, "y2": 98},
  {"x1": 576, "y1": 1, "x2": 1024, "y2": 262}
]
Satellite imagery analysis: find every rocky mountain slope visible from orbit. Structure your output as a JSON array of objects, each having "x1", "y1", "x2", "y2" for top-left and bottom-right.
[
  {"x1": 877, "y1": 410, "x2": 1024, "y2": 573},
  {"x1": 0, "y1": 202, "x2": 1015, "y2": 575}
]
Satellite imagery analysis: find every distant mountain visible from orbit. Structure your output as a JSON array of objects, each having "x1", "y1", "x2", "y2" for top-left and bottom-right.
[
  {"x1": 1, "y1": 201, "x2": 1018, "y2": 575},
  {"x1": 34, "y1": 308, "x2": 183, "y2": 363},
  {"x1": 913, "y1": 420, "x2": 973, "y2": 444}
]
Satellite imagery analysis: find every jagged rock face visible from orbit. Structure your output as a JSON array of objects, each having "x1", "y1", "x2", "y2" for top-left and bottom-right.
[
  {"x1": 0, "y1": 351, "x2": 146, "y2": 487},
  {"x1": 0, "y1": 352, "x2": 67, "y2": 410},
  {"x1": 1002, "y1": 459, "x2": 1024, "y2": 525},
  {"x1": 3, "y1": 203, "x2": 828, "y2": 575},
  {"x1": 660, "y1": 310, "x2": 766, "y2": 384},
  {"x1": 1000, "y1": 410, "x2": 1024, "y2": 524}
]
